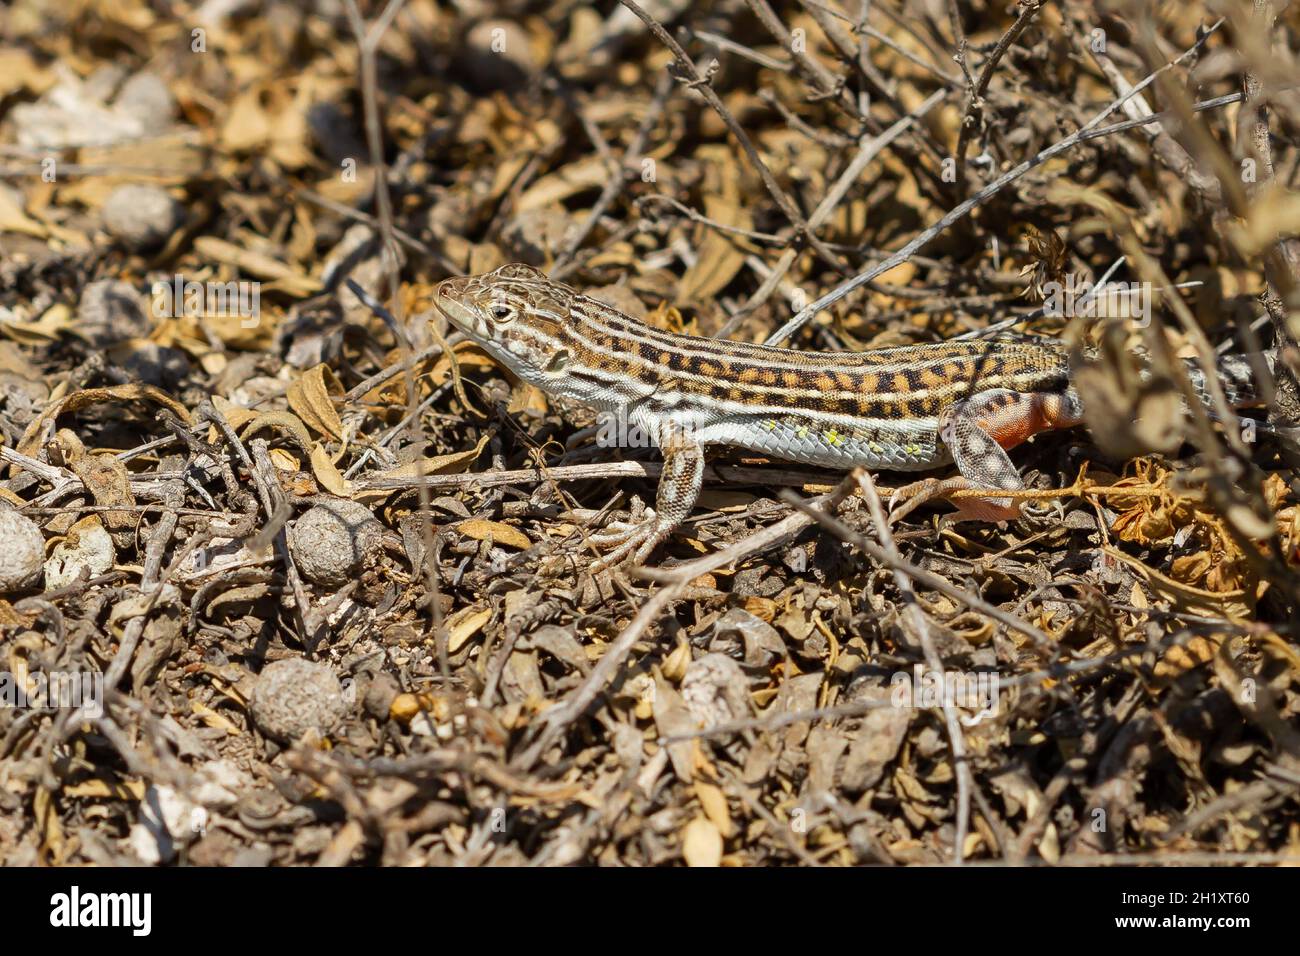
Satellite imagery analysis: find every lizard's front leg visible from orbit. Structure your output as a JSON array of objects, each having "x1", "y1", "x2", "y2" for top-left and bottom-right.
[{"x1": 588, "y1": 422, "x2": 704, "y2": 570}]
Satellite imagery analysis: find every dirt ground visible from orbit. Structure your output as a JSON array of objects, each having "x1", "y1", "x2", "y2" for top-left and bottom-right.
[{"x1": 1, "y1": 0, "x2": 1299, "y2": 866}]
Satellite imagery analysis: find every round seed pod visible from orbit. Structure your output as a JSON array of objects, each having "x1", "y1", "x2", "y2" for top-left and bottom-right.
[
  {"x1": 249, "y1": 658, "x2": 348, "y2": 744},
  {"x1": 287, "y1": 498, "x2": 386, "y2": 588},
  {"x1": 0, "y1": 510, "x2": 45, "y2": 592}
]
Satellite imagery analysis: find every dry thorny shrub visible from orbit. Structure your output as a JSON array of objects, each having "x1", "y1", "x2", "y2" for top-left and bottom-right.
[{"x1": 0, "y1": 0, "x2": 1299, "y2": 866}]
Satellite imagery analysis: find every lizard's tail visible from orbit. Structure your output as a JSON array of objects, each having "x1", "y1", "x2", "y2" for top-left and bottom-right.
[
  {"x1": 1187, "y1": 348, "x2": 1300, "y2": 454},
  {"x1": 1186, "y1": 350, "x2": 1273, "y2": 411}
]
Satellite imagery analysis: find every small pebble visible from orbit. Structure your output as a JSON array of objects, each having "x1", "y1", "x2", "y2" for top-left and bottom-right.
[
  {"x1": 363, "y1": 671, "x2": 401, "y2": 720},
  {"x1": 681, "y1": 654, "x2": 752, "y2": 730},
  {"x1": 102, "y1": 184, "x2": 184, "y2": 251},
  {"x1": 464, "y1": 19, "x2": 536, "y2": 90},
  {"x1": 77, "y1": 278, "x2": 150, "y2": 346},
  {"x1": 113, "y1": 73, "x2": 177, "y2": 135}
]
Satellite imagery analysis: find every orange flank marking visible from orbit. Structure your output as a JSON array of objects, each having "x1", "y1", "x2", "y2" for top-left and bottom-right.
[{"x1": 979, "y1": 394, "x2": 1084, "y2": 450}]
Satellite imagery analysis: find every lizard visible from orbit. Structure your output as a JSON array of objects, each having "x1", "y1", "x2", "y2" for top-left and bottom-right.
[{"x1": 433, "y1": 263, "x2": 1269, "y2": 569}]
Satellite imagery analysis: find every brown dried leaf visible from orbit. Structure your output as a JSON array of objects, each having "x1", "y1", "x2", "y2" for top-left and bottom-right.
[
  {"x1": 55, "y1": 429, "x2": 135, "y2": 540},
  {"x1": 694, "y1": 781, "x2": 734, "y2": 839},
  {"x1": 310, "y1": 443, "x2": 350, "y2": 497},
  {"x1": 677, "y1": 195, "x2": 752, "y2": 304},
  {"x1": 446, "y1": 605, "x2": 493, "y2": 654},
  {"x1": 193, "y1": 236, "x2": 321, "y2": 296},
  {"x1": 20, "y1": 383, "x2": 192, "y2": 457},
  {"x1": 1071, "y1": 322, "x2": 1183, "y2": 458},
  {"x1": 288, "y1": 364, "x2": 345, "y2": 440},
  {"x1": 681, "y1": 815, "x2": 723, "y2": 867},
  {"x1": 456, "y1": 518, "x2": 531, "y2": 550},
  {"x1": 239, "y1": 410, "x2": 314, "y2": 457}
]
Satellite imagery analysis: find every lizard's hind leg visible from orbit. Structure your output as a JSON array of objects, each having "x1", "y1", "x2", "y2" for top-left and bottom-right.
[{"x1": 890, "y1": 388, "x2": 1083, "y2": 523}]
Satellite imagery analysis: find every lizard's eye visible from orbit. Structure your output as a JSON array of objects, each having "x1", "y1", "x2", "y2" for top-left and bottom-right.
[{"x1": 488, "y1": 302, "x2": 515, "y2": 323}]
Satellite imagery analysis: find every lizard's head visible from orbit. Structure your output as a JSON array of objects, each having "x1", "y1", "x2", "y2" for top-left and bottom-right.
[{"x1": 434, "y1": 263, "x2": 577, "y2": 385}]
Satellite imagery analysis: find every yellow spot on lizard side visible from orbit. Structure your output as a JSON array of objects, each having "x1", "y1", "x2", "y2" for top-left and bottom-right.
[
  {"x1": 825, "y1": 429, "x2": 843, "y2": 445},
  {"x1": 763, "y1": 419, "x2": 777, "y2": 430},
  {"x1": 797, "y1": 426, "x2": 808, "y2": 439},
  {"x1": 905, "y1": 443, "x2": 921, "y2": 455},
  {"x1": 869, "y1": 441, "x2": 884, "y2": 454}
]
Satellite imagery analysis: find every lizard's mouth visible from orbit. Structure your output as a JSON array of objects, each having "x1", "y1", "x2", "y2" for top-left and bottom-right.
[{"x1": 432, "y1": 277, "x2": 483, "y2": 337}]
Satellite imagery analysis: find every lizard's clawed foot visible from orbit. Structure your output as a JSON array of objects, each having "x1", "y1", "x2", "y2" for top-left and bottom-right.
[
  {"x1": 582, "y1": 433, "x2": 704, "y2": 573},
  {"x1": 889, "y1": 477, "x2": 958, "y2": 523},
  {"x1": 889, "y1": 477, "x2": 1020, "y2": 524},
  {"x1": 586, "y1": 499, "x2": 670, "y2": 572},
  {"x1": 588, "y1": 496, "x2": 651, "y2": 544}
]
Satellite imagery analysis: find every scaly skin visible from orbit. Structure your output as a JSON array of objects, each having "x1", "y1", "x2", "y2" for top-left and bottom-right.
[{"x1": 434, "y1": 263, "x2": 1263, "y2": 567}]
